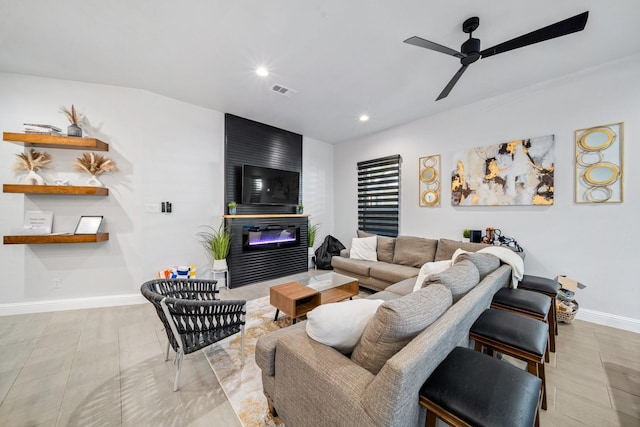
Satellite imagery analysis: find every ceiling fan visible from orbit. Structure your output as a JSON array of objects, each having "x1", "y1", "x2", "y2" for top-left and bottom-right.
[{"x1": 404, "y1": 11, "x2": 589, "y2": 101}]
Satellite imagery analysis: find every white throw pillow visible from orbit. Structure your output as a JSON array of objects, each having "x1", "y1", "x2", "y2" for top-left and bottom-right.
[
  {"x1": 413, "y1": 260, "x2": 453, "y2": 292},
  {"x1": 350, "y1": 236, "x2": 378, "y2": 261},
  {"x1": 451, "y1": 248, "x2": 470, "y2": 263},
  {"x1": 306, "y1": 299, "x2": 384, "y2": 353}
]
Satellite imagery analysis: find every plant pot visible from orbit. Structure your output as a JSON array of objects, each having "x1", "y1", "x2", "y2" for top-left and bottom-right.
[
  {"x1": 213, "y1": 259, "x2": 228, "y2": 272},
  {"x1": 229, "y1": 207, "x2": 237, "y2": 215},
  {"x1": 87, "y1": 175, "x2": 103, "y2": 187},
  {"x1": 22, "y1": 170, "x2": 45, "y2": 185},
  {"x1": 67, "y1": 124, "x2": 82, "y2": 137}
]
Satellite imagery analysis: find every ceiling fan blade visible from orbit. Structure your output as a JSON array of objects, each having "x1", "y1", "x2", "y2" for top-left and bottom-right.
[
  {"x1": 480, "y1": 11, "x2": 588, "y2": 58},
  {"x1": 436, "y1": 65, "x2": 469, "y2": 101},
  {"x1": 404, "y1": 36, "x2": 465, "y2": 59}
]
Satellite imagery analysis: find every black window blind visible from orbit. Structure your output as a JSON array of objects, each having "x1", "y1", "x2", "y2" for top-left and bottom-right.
[{"x1": 357, "y1": 154, "x2": 401, "y2": 237}]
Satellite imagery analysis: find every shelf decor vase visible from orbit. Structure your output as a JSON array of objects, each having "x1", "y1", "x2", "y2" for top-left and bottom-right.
[
  {"x1": 229, "y1": 207, "x2": 237, "y2": 215},
  {"x1": 87, "y1": 175, "x2": 103, "y2": 187},
  {"x1": 67, "y1": 124, "x2": 82, "y2": 137},
  {"x1": 213, "y1": 259, "x2": 228, "y2": 272},
  {"x1": 22, "y1": 170, "x2": 45, "y2": 185}
]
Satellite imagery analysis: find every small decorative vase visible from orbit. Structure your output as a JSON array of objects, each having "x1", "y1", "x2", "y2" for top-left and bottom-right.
[
  {"x1": 297, "y1": 206, "x2": 304, "y2": 214},
  {"x1": 213, "y1": 259, "x2": 228, "y2": 272},
  {"x1": 229, "y1": 207, "x2": 237, "y2": 215},
  {"x1": 87, "y1": 175, "x2": 103, "y2": 187},
  {"x1": 22, "y1": 170, "x2": 45, "y2": 185},
  {"x1": 67, "y1": 124, "x2": 82, "y2": 137}
]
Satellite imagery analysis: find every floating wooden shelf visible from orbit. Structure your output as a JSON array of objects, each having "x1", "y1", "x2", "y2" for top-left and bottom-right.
[
  {"x1": 3, "y1": 233, "x2": 109, "y2": 245},
  {"x1": 3, "y1": 132, "x2": 109, "y2": 151},
  {"x1": 3, "y1": 184, "x2": 109, "y2": 196}
]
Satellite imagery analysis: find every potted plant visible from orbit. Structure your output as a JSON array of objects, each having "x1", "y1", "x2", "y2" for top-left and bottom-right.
[
  {"x1": 60, "y1": 104, "x2": 86, "y2": 137},
  {"x1": 227, "y1": 201, "x2": 237, "y2": 215},
  {"x1": 463, "y1": 229, "x2": 471, "y2": 239},
  {"x1": 197, "y1": 222, "x2": 232, "y2": 272},
  {"x1": 297, "y1": 204, "x2": 304, "y2": 214}
]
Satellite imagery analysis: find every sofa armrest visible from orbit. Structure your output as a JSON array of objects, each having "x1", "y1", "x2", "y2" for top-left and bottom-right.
[
  {"x1": 256, "y1": 321, "x2": 307, "y2": 376},
  {"x1": 272, "y1": 326, "x2": 376, "y2": 425},
  {"x1": 340, "y1": 248, "x2": 350, "y2": 258}
]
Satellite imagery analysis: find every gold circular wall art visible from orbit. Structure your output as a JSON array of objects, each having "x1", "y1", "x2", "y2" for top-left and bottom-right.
[
  {"x1": 575, "y1": 123, "x2": 623, "y2": 204},
  {"x1": 419, "y1": 154, "x2": 441, "y2": 207}
]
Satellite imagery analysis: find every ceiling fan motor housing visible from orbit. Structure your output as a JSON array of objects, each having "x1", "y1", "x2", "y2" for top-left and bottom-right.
[{"x1": 461, "y1": 38, "x2": 481, "y2": 65}]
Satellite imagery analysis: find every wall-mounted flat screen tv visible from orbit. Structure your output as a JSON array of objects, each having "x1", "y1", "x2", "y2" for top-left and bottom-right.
[{"x1": 241, "y1": 164, "x2": 300, "y2": 205}]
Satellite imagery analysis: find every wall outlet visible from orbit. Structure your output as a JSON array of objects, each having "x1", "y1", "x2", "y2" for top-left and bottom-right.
[
  {"x1": 144, "y1": 203, "x2": 161, "y2": 213},
  {"x1": 53, "y1": 278, "x2": 61, "y2": 288}
]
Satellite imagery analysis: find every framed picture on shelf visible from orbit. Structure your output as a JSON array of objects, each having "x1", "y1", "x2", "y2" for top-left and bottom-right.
[{"x1": 74, "y1": 216, "x2": 103, "y2": 234}]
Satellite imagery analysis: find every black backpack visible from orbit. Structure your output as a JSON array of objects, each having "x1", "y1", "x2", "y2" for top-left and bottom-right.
[{"x1": 314, "y1": 235, "x2": 346, "y2": 270}]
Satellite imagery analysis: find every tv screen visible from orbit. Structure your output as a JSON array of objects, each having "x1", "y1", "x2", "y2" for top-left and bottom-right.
[{"x1": 241, "y1": 165, "x2": 300, "y2": 205}]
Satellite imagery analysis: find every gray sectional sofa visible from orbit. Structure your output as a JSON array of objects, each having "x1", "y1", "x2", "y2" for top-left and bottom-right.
[
  {"x1": 255, "y1": 233, "x2": 513, "y2": 427},
  {"x1": 332, "y1": 231, "x2": 490, "y2": 292}
]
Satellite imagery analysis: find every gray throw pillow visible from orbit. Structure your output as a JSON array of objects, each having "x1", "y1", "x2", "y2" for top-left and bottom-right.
[
  {"x1": 422, "y1": 259, "x2": 480, "y2": 302},
  {"x1": 434, "y1": 238, "x2": 489, "y2": 261},
  {"x1": 454, "y1": 252, "x2": 500, "y2": 280},
  {"x1": 351, "y1": 284, "x2": 452, "y2": 374},
  {"x1": 392, "y1": 236, "x2": 439, "y2": 268}
]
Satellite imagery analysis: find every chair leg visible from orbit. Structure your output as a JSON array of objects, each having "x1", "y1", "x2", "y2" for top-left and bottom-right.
[
  {"x1": 173, "y1": 350, "x2": 184, "y2": 392},
  {"x1": 241, "y1": 326, "x2": 245, "y2": 367},
  {"x1": 165, "y1": 341, "x2": 170, "y2": 362}
]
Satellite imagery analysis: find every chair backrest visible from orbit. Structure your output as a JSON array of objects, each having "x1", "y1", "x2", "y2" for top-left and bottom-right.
[{"x1": 141, "y1": 279, "x2": 246, "y2": 355}]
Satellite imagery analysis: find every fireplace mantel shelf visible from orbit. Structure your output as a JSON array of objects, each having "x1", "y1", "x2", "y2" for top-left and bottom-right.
[{"x1": 224, "y1": 214, "x2": 310, "y2": 219}]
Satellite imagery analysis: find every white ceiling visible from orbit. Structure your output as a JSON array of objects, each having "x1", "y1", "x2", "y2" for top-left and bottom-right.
[{"x1": 1, "y1": 0, "x2": 639, "y2": 143}]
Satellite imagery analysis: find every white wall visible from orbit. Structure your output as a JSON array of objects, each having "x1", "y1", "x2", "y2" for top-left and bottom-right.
[
  {"x1": 303, "y1": 136, "x2": 334, "y2": 251},
  {"x1": 0, "y1": 72, "x2": 334, "y2": 312},
  {"x1": 334, "y1": 55, "x2": 640, "y2": 329}
]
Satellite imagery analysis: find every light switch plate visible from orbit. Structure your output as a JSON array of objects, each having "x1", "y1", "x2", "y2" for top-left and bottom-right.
[{"x1": 144, "y1": 203, "x2": 161, "y2": 213}]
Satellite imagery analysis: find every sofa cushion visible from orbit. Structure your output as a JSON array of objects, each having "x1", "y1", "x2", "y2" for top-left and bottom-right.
[
  {"x1": 413, "y1": 260, "x2": 453, "y2": 292},
  {"x1": 350, "y1": 236, "x2": 377, "y2": 261},
  {"x1": 392, "y1": 236, "x2": 439, "y2": 268},
  {"x1": 434, "y1": 238, "x2": 490, "y2": 261},
  {"x1": 422, "y1": 259, "x2": 480, "y2": 302},
  {"x1": 369, "y1": 263, "x2": 419, "y2": 284},
  {"x1": 351, "y1": 284, "x2": 452, "y2": 374},
  {"x1": 365, "y1": 290, "x2": 401, "y2": 302},
  {"x1": 331, "y1": 256, "x2": 377, "y2": 277},
  {"x1": 385, "y1": 277, "x2": 417, "y2": 296},
  {"x1": 357, "y1": 230, "x2": 396, "y2": 263},
  {"x1": 454, "y1": 252, "x2": 500, "y2": 280},
  {"x1": 306, "y1": 298, "x2": 385, "y2": 353}
]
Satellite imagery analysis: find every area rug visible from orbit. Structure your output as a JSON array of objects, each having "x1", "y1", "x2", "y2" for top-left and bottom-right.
[{"x1": 204, "y1": 296, "x2": 289, "y2": 427}]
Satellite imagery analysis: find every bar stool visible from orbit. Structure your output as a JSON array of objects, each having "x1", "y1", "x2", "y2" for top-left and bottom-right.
[
  {"x1": 419, "y1": 347, "x2": 542, "y2": 427},
  {"x1": 491, "y1": 288, "x2": 552, "y2": 362},
  {"x1": 470, "y1": 308, "x2": 548, "y2": 410},
  {"x1": 517, "y1": 275, "x2": 559, "y2": 352}
]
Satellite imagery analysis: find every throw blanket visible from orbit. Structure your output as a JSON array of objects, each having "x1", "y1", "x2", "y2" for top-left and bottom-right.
[{"x1": 477, "y1": 246, "x2": 524, "y2": 288}]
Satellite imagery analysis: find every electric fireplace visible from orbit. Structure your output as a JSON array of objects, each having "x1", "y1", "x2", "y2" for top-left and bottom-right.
[{"x1": 242, "y1": 225, "x2": 300, "y2": 251}]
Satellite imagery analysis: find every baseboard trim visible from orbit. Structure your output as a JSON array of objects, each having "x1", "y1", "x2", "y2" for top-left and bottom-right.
[
  {"x1": 576, "y1": 308, "x2": 640, "y2": 334},
  {"x1": 0, "y1": 294, "x2": 146, "y2": 316}
]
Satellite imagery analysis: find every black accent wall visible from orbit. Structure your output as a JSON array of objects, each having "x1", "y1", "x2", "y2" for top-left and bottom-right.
[
  {"x1": 224, "y1": 114, "x2": 307, "y2": 287},
  {"x1": 225, "y1": 114, "x2": 303, "y2": 214}
]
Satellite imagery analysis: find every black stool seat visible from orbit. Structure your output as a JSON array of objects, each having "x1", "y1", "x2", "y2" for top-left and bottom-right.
[
  {"x1": 420, "y1": 347, "x2": 541, "y2": 427},
  {"x1": 518, "y1": 275, "x2": 559, "y2": 295},
  {"x1": 493, "y1": 288, "x2": 551, "y2": 316},
  {"x1": 471, "y1": 309, "x2": 547, "y2": 357}
]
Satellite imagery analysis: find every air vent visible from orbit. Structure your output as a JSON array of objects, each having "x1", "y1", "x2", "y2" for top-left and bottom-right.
[{"x1": 270, "y1": 84, "x2": 297, "y2": 98}]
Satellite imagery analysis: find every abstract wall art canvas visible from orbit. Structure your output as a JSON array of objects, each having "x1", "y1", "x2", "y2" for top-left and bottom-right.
[{"x1": 451, "y1": 135, "x2": 555, "y2": 206}]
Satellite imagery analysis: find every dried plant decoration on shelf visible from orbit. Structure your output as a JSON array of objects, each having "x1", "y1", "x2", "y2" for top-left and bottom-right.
[
  {"x1": 60, "y1": 104, "x2": 87, "y2": 137},
  {"x1": 74, "y1": 152, "x2": 118, "y2": 187},
  {"x1": 14, "y1": 148, "x2": 52, "y2": 185}
]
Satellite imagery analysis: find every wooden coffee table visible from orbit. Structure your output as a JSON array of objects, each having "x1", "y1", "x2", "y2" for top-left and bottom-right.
[{"x1": 270, "y1": 272, "x2": 359, "y2": 323}]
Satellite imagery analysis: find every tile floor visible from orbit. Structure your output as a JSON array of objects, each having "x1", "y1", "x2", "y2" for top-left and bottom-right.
[{"x1": 0, "y1": 270, "x2": 638, "y2": 426}]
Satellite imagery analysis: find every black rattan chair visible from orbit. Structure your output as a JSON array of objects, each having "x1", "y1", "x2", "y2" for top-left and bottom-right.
[{"x1": 141, "y1": 279, "x2": 246, "y2": 391}]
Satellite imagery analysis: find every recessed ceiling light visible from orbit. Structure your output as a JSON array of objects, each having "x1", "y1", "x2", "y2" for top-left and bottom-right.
[
  {"x1": 359, "y1": 115, "x2": 369, "y2": 122},
  {"x1": 256, "y1": 67, "x2": 269, "y2": 77}
]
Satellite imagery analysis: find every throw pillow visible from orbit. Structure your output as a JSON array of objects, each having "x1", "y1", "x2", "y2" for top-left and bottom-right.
[
  {"x1": 392, "y1": 236, "x2": 439, "y2": 268},
  {"x1": 412, "y1": 260, "x2": 452, "y2": 292},
  {"x1": 351, "y1": 284, "x2": 453, "y2": 374},
  {"x1": 357, "y1": 230, "x2": 396, "y2": 263},
  {"x1": 450, "y1": 248, "x2": 469, "y2": 263},
  {"x1": 454, "y1": 252, "x2": 500, "y2": 280},
  {"x1": 306, "y1": 299, "x2": 384, "y2": 353},
  {"x1": 422, "y1": 259, "x2": 480, "y2": 302},
  {"x1": 434, "y1": 238, "x2": 489, "y2": 261},
  {"x1": 350, "y1": 236, "x2": 377, "y2": 261}
]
